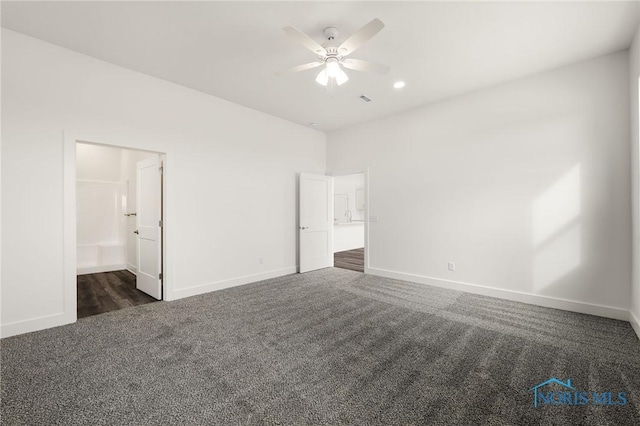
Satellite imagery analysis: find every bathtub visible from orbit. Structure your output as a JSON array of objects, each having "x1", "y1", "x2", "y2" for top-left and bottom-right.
[{"x1": 77, "y1": 243, "x2": 127, "y2": 275}]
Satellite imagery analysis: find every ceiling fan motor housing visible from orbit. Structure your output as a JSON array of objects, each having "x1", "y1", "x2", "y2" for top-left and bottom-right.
[
  {"x1": 323, "y1": 26, "x2": 339, "y2": 41},
  {"x1": 324, "y1": 46, "x2": 340, "y2": 59}
]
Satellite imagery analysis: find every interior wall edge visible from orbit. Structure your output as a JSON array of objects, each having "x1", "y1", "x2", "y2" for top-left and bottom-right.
[
  {"x1": 629, "y1": 24, "x2": 640, "y2": 343},
  {"x1": 62, "y1": 132, "x2": 78, "y2": 331},
  {"x1": 630, "y1": 310, "x2": 640, "y2": 340}
]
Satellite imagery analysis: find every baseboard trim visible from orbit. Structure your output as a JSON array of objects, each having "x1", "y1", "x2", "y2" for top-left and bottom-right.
[
  {"x1": 77, "y1": 264, "x2": 127, "y2": 275},
  {"x1": 126, "y1": 264, "x2": 137, "y2": 276},
  {"x1": 630, "y1": 311, "x2": 640, "y2": 340},
  {"x1": 171, "y1": 267, "x2": 297, "y2": 300},
  {"x1": 367, "y1": 267, "x2": 629, "y2": 321},
  {"x1": 1, "y1": 311, "x2": 75, "y2": 339}
]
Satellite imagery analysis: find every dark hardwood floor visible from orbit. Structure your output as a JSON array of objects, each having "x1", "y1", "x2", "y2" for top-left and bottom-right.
[
  {"x1": 334, "y1": 248, "x2": 365, "y2": 273},
  {"x1": 77, "y1": 270, "x2": 158, "y2": 319}
]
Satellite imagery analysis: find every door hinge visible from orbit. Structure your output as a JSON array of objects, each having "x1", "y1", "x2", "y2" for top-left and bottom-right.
[
  {"x1": 159, "y1": 165, "x2": 164, "y2": 174},
  {"x1": 159, "y1": 272, "x2": 163, "y2": 280},
  {"x1": 159, "y1": 219, "x2": 163, "y2": 227}
]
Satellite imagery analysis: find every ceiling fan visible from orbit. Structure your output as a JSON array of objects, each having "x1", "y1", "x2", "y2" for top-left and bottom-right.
[{"x1": 277, "y1": 18, "x2": 390, "y2": 88}]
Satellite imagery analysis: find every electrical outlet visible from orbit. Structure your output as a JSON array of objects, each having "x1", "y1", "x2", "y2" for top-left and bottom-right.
[
  {"x1": 259, "y1": 257, "x2": 264, "y2": 264},
  {"x1": 369, "y1": 215, "x2": 378, "y2": 222},
  {"x1": 448, "y1": 262, "x2": 455, "y2": 271}
]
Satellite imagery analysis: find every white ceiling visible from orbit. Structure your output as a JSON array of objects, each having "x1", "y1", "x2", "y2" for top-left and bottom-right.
[{"x1": 2, "y1": 1, "x2": 638, "y2": 132}]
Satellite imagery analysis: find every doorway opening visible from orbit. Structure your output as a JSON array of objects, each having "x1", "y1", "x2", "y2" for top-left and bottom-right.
[
  {"x1": 333, "y1": 173, "x2": 366, "y2": 273},
  {"x1": 75, "y1": 142, "x2": 164, "y2": 318}
]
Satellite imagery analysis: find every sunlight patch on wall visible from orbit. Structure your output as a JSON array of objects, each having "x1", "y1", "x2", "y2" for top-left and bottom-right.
[
  {"x1": 532, "y1": 165, "x2": 582, "y2": 292},
  {"x1": 533, "y1": 224, "x2": 581, "y2": 292},
  {"x1": 533, "y1": 165, "x2": 581, "y2": 246}
]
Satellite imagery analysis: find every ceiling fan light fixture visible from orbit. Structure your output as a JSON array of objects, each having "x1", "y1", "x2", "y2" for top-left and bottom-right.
[
  {"x1": 315, "y1": 69, "x2": 329, "y2": 86},
  {"x1": 334, "y1": 68, "x2": 349, "y2": 86},
  {"x1": 316, "y1": 60, "x2": 349, "y2": 87},
  {"x1": 325, "y1": 58, "x2": 341, "y2": 78}
]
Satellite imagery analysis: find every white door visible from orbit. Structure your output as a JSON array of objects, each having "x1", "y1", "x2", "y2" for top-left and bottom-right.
[
  {"x1": 299, "y1": 173, "x2": 333, "y2": 273},
  {"x1": 136, "y1": 157, "x2": 162, "y2": 299}
]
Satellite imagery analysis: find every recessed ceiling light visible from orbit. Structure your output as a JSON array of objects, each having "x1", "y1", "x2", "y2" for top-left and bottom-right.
[
  {"x1": 393, "y1": 81, "x2": 406, "y2": 89},
  {"x1": 309, "y1": 122, "x2": 319, "y2": 127}
]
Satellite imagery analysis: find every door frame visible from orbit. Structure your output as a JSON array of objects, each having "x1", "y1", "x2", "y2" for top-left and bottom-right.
[
  {"x1": 63, "y1": 133, "x2": 169, "y2": 324},
  {"x1": 327, "y1": 168, "x2": 370, "y2": 273}
]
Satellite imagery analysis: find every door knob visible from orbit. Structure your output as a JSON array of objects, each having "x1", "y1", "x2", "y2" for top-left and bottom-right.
[
  {"x1": 134, "y1": 230, "x2": 139, "y2": 234},
  {"x1": 299, "y1": 226, "x2": 308, "y2": 230}
]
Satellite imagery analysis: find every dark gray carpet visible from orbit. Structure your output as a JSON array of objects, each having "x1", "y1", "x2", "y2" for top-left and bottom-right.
[{"x1": 2, "y1": 268, "x2": 639, "y2": 425}]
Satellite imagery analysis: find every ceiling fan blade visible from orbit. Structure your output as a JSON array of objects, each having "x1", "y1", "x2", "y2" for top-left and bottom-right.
[
  {"x1": 275, "y1": 61, "x2": 325, "y2": 77},
  {"x1": 341, "y1": 59, "x2": 390, "y2": 74},
  {"x1": 338, "y1": 18, "x2": 385, "y2": 57},
  {"x1": 282, "y1": 26, "x2": 327, "y2": 56}
]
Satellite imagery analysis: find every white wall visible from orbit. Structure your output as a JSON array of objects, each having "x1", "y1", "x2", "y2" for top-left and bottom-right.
[
  {"x1": 76, "y1": 143, "x2": 122, "y2": 181},
  {"x1": 120, "y1": 149, "x2": 158, "y2": 273},
  {"x1": 328, "y1": 51, "x2": 631, "y2": 320},
  {"x1": 1, "y1": 30, "x2": 326, "y2": 337},
  {"x1": 630, "y1": 27, "x2": 640, "y2": 338}
]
